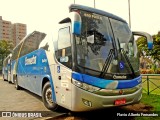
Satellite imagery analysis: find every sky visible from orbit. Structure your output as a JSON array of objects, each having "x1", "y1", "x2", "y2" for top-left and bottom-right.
[{"x1": 0, "y1": 0, "x2": 160, "y2": 35}]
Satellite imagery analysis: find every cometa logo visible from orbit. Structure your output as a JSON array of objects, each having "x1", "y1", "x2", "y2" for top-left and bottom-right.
[
  {"x1": 113, "y1": 75, "x2": 127, "y2": 79},
  {"x1": 25, "y1": 55, "x2": 37, "y2": 65}
]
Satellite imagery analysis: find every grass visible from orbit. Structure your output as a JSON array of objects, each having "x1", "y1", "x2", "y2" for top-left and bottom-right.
[
  {"x1": 135, "y1": 76, "x2": 160, "y2": 120},
  {"x1": 142, "y1": 76, "x2": 160, "y2": 95},
  {"x1": 141, "y1": 93, "x2": 160, "y2": 111},
  {"x1": 135, "y1": 93, "x2": 160, "y2": 120}
]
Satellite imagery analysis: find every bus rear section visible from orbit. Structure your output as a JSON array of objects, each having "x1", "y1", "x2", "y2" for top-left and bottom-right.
[{"x1": 2, "y1": 54, "x2": 12, "y2": 82}]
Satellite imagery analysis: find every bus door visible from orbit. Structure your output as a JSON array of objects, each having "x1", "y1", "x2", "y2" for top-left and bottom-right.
[{"x1": 54, "y1": 24, "x2": 72, "y2": 109}]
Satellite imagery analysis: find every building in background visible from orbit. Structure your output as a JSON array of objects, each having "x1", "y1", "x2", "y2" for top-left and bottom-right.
[
  {"x1": 0, "y1": 16, "x2": 2, "y2": 40},
  {"x1": 12, "y1": 23, "x2": 27, "y2": 46},
  {"x1": 0, "y1": 16, "x2": 27, "y2": 47}
]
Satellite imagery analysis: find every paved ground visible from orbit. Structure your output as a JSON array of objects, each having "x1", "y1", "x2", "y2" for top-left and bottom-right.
[{"x1": 0, "y1": 77, "x2": 66, "y2": 120}]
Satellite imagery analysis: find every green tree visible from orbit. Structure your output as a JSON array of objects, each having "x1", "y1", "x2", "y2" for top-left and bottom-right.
[
  {"x1": 0, "y1": 40, "x2": 13, "y2": 56},
  {"x1": 136, "y1": 36, "x2": 148, "y2": 56},
  {"x1": 0, "y1": 40, "x2": 13, "y2": 71},
  {"x1": 151, "y1": 33, "x2": 160, "y2": 61},
  {"x1": 136, "y1": 32, "x2": 160, "y2": 70}
]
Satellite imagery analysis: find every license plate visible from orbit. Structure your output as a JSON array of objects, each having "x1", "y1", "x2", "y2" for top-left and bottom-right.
[{"x1": 114, "y1": 98, "x2": 126, "y2": 105}]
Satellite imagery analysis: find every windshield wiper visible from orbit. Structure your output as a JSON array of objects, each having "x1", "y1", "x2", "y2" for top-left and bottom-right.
[
  {"x1": 121, "y1": 48, "x2": 135, "y2": 77},
  {"x1": 116, "y1": 38, "x2": 135, "y2": 77},
  {"x1": 99, "y1": 49, "x2": 114, "y2": 78}
]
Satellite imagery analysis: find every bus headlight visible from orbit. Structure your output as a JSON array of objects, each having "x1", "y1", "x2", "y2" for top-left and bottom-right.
[
  {"x1": 73, "y1": 79, "x2": 83, "y2": 88},
  {"x1": 72, "y1": 79, "x2": 100, "y2": 92}
]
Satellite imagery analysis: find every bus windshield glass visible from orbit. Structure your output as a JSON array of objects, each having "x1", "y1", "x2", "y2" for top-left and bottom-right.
[
  {"x1": 110, "y1": 19, "x2": 139, "y2": 73},
  {"x1": 75, "y1": 10, "x2": 139, "y2": 78},
  {"x1": 75, "y1": 10, "x2": 114, "y2": 72}
]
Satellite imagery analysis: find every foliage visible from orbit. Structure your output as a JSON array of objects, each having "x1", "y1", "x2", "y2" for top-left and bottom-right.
[
  {"x1": 151, "y1": 34, "x2": 160, "y2": 61},
  {"x1": 136, "y1": 32, "x2": 160, "y2": 62},
  {"x1": 0, "y1": 40, "x2": 13, "y2": 71},
  {"x1": 140, "y1": 69, "x2": 154, "y2": 74},
  {"x1": 0, "y1": 40, "x2": 13, "y2": 55},
  {"x1": 136, "y1": 36, "x2": 148, "y2": 56},
  {"x1": 141, "y1": 68, "x2": 160, "y2": 74}
]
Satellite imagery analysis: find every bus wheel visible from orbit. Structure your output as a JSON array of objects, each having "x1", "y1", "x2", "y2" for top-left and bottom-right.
[
  {"x1": 42, "y1": 82, "x2": 58, "y2": 110},
  {"x1": 3, "y1": 75, "x2": 6, "y2": 81},
  {"x1": 8, "y1": 80, "x2": 11, "y2": 84},
  {"x1": 15, "y1": 77, "x2": 20, "y2": 90}
]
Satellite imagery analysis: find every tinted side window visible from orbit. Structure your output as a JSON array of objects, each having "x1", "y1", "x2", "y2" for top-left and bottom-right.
[
  {"x1": 56, "y1": 27, "x2": 72, "y2": 68},
  {"x1": 20, "y1": 32, "x2": 46, "y2": 57},
  {"x1": 12, "y1": 42, "x2": 23, "y2": 60}
]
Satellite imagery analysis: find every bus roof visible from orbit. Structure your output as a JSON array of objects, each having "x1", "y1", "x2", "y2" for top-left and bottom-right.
[{"x1": 69, "y1": 4, "x2": 127, "y2": 23}]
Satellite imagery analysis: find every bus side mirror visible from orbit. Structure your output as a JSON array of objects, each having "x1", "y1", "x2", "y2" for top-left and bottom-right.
[
  {"x1": 70, "y1": 12, "x2": 82, "y2": 35},
  {"x1": 73, "y1": 21, "x2": 81, "y2": 35},
  {"x1": 59, "y1": 12, "x2": 82, "y2": 35},
  {"x1": 132, "y1": 31, "x2": 153, "y2": 50}
]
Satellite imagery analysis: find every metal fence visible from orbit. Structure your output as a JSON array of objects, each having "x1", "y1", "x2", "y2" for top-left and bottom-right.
[{"x1": 142, "y1": 74, "x2": 160, "y2": 95}]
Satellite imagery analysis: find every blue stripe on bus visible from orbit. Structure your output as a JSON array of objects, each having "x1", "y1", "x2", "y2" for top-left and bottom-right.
[
  {"x1": 17, "y1": 49, "x2": 56, "y2": 102},
  {"x1": 72, "y1": 72, "x2": 141, "y2": 89}
]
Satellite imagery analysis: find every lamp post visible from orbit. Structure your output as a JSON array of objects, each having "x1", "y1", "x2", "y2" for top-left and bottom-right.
[
  {"x1": 128, "y1": 0, "x2": 131, "y2": 28},
  {"x1": 94, "y1": 0, "x2": 95, "y2": 8}
]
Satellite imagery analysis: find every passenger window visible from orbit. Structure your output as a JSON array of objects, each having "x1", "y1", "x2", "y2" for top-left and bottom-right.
[
  {"x1": 56, "y1": 27, "x2": 72, "y2": 69},
  {"x1": 12, "y1": 42, "x2": 23, "y2": 60},
  {"x1": 20, "y1": 31, "x2": 46, "y2": 57}
]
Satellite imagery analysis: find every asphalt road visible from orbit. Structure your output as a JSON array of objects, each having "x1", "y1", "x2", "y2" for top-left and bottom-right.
[{"x1": 0, "y1": 76, "x2": 66, "y2": 120}]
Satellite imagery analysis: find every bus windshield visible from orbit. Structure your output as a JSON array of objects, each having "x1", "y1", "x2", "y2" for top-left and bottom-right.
[
  {"x1": 75, "y1": 10, "x2": 139, "y2": 79},
  {"x1": 110, "y1": 19, "x2": 139, "y2": 73},
  {"x1": 75, "y1": 10, "x2": 114, "y2": 72}
]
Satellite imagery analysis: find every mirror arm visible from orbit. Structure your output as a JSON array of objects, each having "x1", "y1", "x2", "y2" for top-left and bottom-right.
[{"x1": 132, "y1": 31, "x2": 153, "y2": 50}]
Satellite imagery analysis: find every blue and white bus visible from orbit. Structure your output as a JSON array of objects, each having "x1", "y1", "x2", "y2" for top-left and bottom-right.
[
  {"x1": 10, "y1": 4, "x2": 153, "y2": 111},
  {"x1": 2, "y1": 53, "x2": 12, "y2": 82}
]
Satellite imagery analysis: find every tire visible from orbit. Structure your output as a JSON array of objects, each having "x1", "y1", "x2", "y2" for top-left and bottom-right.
[
  {"x1": 42, "y1": 82, "x2": 58, "y2": 110},
  {"x1": 8, "y1": 79, "x2": 11, "y2": 84},
  {"x1": 15, "y1": 77, "x2": 21, "y2": 90},
  {"x1": 3, "y1": 75, "x2": 6, "y2": 81},
  {"x1": 8, "y1": 81, "x2": 11, "y2": 84}
]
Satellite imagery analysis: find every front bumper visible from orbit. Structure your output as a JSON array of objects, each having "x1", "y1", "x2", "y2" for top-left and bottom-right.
[{"x1": 71, "y1": 84, "x2": 142, "y2": 112}]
